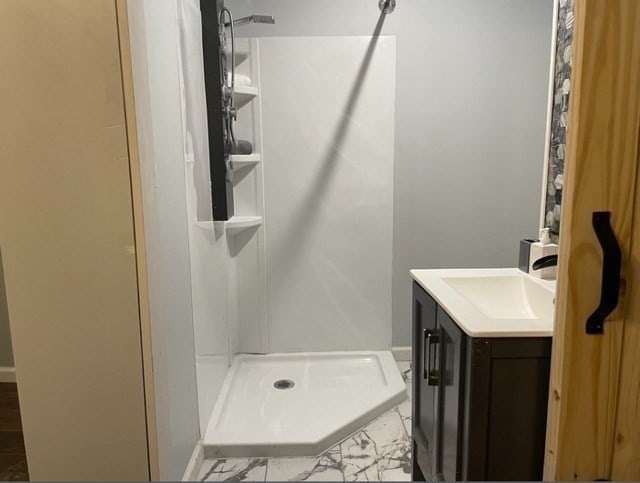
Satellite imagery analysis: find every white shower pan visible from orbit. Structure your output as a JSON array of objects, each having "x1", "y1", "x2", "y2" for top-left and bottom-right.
[{"x1": 202, "y1": 351, "x2": 406, "y2": 458}]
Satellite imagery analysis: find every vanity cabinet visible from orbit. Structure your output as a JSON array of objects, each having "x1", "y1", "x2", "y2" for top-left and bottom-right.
[{"x1": 411, "y1": 282, "x2": 551, "y2": 481}]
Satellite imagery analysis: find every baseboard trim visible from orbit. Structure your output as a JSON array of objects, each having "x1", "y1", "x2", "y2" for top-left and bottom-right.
[
  {"x1": 0, "y1": 366, "x2": 16, "y2": 383},
  {"x1": 182, "y1": 440, "x2": 204, "y2": 481},
  {"x1": 392, "y1": 346, "x2": 411, "y2": 362}
]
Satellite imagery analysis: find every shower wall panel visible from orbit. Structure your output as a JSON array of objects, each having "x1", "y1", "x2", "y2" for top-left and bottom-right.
[
  {"x1": 259, "y1": 36, "x2": 396, "y2": 352},
  {"x1": 177, "y1": 0, "x2": 230, "y2": 435}
]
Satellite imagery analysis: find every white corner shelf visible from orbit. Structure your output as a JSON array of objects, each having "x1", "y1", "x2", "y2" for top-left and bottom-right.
[
  {"x1": 224, "y1": 216, "x2": 263, "y2": 235},
  {"x1": 233, "y1": 45, "x2": 250, "y2": 66},
  {"x1": 231, "y1": 154, "x2": 261, "y2": 171},
  {"x1": 193, "y1": 220, "x2": 224, "y2": 230},
  {"x1": 234, "y1": 86, "x2": 258, "y2": 109}
]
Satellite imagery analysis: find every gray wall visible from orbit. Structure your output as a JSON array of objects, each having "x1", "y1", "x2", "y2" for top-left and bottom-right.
[
  {"x1": 0, "y1": 250, "x2": 14, "y2": 367},
  {"x1": 230, "y1": 0, "x2": 554, "y2": 347}
]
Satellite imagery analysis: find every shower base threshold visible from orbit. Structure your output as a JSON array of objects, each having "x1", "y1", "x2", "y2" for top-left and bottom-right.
[{"x1": 202, "y1": 350, "x2": 406, "y2": 458}]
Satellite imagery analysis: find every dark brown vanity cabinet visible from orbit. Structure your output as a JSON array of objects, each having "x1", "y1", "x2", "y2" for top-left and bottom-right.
[{"x1": 411, "y1": 282, "x2": 552, "y2": 481}]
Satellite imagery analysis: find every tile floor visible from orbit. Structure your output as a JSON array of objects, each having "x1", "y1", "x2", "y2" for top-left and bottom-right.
[{"x1": 198, "y1": 362, "x2": 412, "y2": 482}]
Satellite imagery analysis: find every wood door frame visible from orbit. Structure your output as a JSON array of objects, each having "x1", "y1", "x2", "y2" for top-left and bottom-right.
[
  {"x1": 115, "y1": 1, "x2": 160, "y2": 479},
  {"x1": 0, "y1": 0, "x2": 151, "y2": 478},
  {"x1": 544, "y1": 0, "x2": 640, "y2": 479}
]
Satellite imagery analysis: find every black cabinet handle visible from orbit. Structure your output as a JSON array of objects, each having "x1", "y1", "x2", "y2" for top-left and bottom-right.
[
  {"x1": 422, "y1": 329, "x2": 429, "y2": 380},
  {"x1": 586, "y1": 211, "x2": 622, "y2": 334},
  {"x1": 423, "y1": 329, "x2": 439, "y2": 385}
]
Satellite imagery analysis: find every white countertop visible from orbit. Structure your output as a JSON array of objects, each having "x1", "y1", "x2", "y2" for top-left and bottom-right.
[{"x1": 411, "y1": 268, "x2": 556, "y2": 338}]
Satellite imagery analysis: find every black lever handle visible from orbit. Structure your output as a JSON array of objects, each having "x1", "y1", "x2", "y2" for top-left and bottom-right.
[{"x1": 586, "y1": 212, "x2": 621, "y2": 334}]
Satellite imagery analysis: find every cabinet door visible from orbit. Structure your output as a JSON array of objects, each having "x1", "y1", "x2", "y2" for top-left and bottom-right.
[
  {"x1": 412, "y1": 283, "x2": 439, "y2": 476},
  {"x1": 436, "y1": 308, "x2": 467, "y2": 481}
]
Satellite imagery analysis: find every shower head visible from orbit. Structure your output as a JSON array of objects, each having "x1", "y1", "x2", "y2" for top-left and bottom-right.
[
  {"x1": 249, "y1": 15, "x2": 276, "y2": 24},
  {"x1": 226, "y1": 15, "x2": 276, "y2": 28}
]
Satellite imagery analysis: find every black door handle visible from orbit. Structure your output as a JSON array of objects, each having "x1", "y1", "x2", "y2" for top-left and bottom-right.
[
  {"x1": 586, "y1": 211, "x2": 622, "y2": 334},
  {"x1": 423, "y1": 329, "x2": 439, "y2": 385}
]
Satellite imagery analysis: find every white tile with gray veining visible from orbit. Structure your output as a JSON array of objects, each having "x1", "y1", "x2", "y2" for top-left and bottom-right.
[
  {"x1": 364, "y1": 409, "x2": 411, "y2": 481},
  {"x1": 341, "y1": 429, "x2": 380, "y2": 481},
  {"x1": 398, "y1": 397, "x2": 411, "y2": 438},
  {"x1": 266, "y1": 447, "x2": 343, "y2": 481},
  {"x1": 397, "y1": 361, "x2": 412, "y2": 437},
  {"x1": 199, "y1": 363, "x2": 412, "y2": 482},
  {"x1": 397, "y1": 361, "x2": 411, "y2": 385},
  {"x1": 199, "y1": 458, "x2": 268, "y2": 482}
]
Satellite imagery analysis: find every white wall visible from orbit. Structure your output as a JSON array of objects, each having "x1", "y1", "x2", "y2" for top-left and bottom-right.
[
  {"x1": 230, "y1": 0, "x2": 554, "y2": 347},
  {"x1": 127, "y1": 1, "x2": 201, "y2": 479},
  {"x1": 176, "y1": 0, "x2": 231, "y2": 436},
  {"x1": 259, "y1": 36, "x2": 395, "y2": 352}
]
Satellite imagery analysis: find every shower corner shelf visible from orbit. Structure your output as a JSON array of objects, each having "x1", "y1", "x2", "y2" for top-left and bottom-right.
[
  {"x1": 193, "y1": 220, "x2": 225, "y2": 230},
  {"x1": 233, "y1": 46, "x2": 250, "y2": 66},
  {"x1": 225, "y1": 216, "x2": 263, "y2": 235},
  {"x1": 231, "y1": 154, "x2": 261, "y2": 171},
  {"x1": 233, "y1": 86, "x2": 258, "y2": 109}
]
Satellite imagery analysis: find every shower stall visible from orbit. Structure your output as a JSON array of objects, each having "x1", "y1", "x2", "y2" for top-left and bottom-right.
[{"x1": 179, "y1": 0, "x2": 403, "y2": 458}]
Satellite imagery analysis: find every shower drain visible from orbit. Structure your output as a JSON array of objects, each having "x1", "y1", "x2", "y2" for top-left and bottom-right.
[{"x1": 273, "y1": 379, "x2": 295, "y2": 390}]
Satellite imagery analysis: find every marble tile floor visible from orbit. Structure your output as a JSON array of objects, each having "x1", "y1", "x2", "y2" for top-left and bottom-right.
[{"x1": 198, "y1": 362, "x2": 412, "y2": 482}]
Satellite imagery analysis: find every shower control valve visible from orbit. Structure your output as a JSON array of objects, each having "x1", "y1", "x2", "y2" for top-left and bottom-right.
[{"x1": 223, "y1": 104, "x2": 237, "y2": 122}]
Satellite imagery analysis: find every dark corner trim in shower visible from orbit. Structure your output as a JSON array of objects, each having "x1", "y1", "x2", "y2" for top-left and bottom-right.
[{"x1": 200, "y1": 0, "x2": 234, "y2": 221}]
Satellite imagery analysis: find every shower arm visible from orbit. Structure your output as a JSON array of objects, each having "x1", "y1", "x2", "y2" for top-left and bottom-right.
[{"x1": 224, "y1": 15, "x2": 276, "y2": 28}]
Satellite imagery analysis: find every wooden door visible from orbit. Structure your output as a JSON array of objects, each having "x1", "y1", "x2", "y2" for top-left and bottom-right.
[
  {"x1": 544, "y1": 0, "x2": 640, "y2": 479},
  {"x1": 0, "y1": 0, "x2": 150, "y2": 479}
]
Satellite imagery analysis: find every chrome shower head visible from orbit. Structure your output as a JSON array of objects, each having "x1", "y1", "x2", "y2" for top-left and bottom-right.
[
  {"x1": 227, "y1": 15, "x2": 276, "y2": 27},
  {"x1": 249, "y1": 15, "x2": 275, "y2": 24}
]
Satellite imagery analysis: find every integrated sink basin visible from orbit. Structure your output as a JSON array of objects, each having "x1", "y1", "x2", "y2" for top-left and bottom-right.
[
  {"x1": 411, "y1": 268, "x2": 556, "y2": 337},
  {"x1": 442, "y1": 274, "x2": 554, "y2": 319}
]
